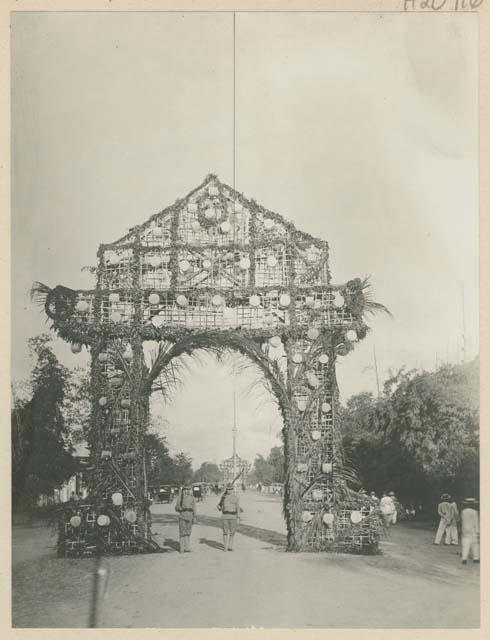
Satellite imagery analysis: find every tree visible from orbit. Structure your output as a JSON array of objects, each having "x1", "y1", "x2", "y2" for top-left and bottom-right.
[
  {"x1": 267, "y1": 446, "x2": 285, "y2": 483},
  {"x1": 172, "y1": 452, "x2": 194, "y2": 486},
  {"x1": 12, "y1": 335, "x2": 80, "y2": 508},
  {"x1": 193, "y1": 462, "x2": 221, "y2": 483},
  {"x1": 252, "y1": 454, "x2": 275, "y2": 485},
  {"x1": 144, "y1": 432, "x2": 174, "y2": 487}
]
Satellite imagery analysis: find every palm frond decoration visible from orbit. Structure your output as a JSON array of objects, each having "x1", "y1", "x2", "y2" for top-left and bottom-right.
[
  {"x1": 30, "y1": 281, "x2": 52, "y2": 307},
  {"x1": 358, "y1": 276, "x2": 393, "y2": 318}
]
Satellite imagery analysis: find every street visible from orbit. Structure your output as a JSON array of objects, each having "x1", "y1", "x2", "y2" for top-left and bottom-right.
[{"x1": 12, "y1": 492, "x2": 479, "y2": 628}]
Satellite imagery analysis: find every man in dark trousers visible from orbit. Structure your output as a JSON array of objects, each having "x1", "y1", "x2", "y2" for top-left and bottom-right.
[
  {"x1": 217, "y1": 484, "x2": 242, "y2": 551},
  {"x1": 175, "y1": 486, "x2": 197, "y2": 553}
]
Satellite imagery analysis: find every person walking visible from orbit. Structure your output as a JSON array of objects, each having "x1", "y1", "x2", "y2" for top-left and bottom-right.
[
  {"x1": 434, "y1": 493, "x2": 452, "y2": 545},
  {"x1": 448, "y1": 498, "x2": 460, "y2": 545},
  {"x1": 217, "y1": 484, "x2": 242, "y2": 551},
  {"x1": 380, "y1": 492, "x2": 395, "y2": 526},
  {"x1": 461, "y1": 498, "x2": 479, "y2": 564},
  {"x1": 175, "y1": 486, "x2": 197, "y2": 553},
  {"x1": 389, "y1": 492, "x2": 398, "y2": 524}
]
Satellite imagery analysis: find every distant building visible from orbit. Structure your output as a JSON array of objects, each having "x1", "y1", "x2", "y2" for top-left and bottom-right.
[{"x1": 220, "y1": 454, "x2": 251, "y2": 487}]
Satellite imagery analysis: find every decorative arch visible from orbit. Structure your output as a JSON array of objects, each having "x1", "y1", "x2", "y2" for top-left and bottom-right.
[{"x1": 34, "y1": 174, "x2": 384, "y2": 555}]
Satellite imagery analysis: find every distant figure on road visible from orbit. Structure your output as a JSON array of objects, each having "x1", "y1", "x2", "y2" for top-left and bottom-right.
[
  {"x1": 218, "y1": 484, "x2": 242, "y2": 551},
  {"x1": 434, "y1": 493, "x2": 452, "y2": 545},
  {"x1": 461, "y1": 498, "x2": 479, "y2": 564},
  {"x1": 257, "y1": 482, "x2": 262, "y2": 493},
  {"x1": 380, "y1": 492, "x2": 395, "y2": 526},
  {"x1": 389, "y1": 492, "x2": 399, "y2": 524},
  {"x1": 175, "y1": 486, "x2": 197, "y2": 553}
]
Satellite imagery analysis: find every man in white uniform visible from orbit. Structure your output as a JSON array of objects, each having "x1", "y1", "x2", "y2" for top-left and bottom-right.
[
  {"x1": 461, "y1": 498, "x2": 479, "y2": 564},
  {"x1": 434, "y1": 493, "x2": 452, "y2": 545},
  {"x1": 380, "y1": 492, "x2": 395, "y2": 527}
]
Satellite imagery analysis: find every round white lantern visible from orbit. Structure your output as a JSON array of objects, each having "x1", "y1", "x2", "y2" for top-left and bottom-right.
[
  {"x1": 176, "y1": 295, "x2": 188, "y2": 307},
  {"x1": 98, "y1": 397, "x2": 108, "y2": 407},
  {"x1": 191, "y1": 220, "x2": 201, "y2": 231},
  {"x1": 110, "y1": 312, "x2": 122, "y2": 323},
  {"x1": 71, "y1": 343, "x2": 82, "y2": 354},
  {"x1": 204, "y1": 207, "x2": 216, "y2": 220},
  {"x1": 346, "y1": 329, "x2": 358, "y2": 342},
  {"x1": 179, "y1": 260, "x2": 190, "y2": 272},
  {"x1": 188, "y1": 202, "x2": 198, "y2": 213},
  {"x1": 76, "y1": 300, "x2": 89, "y2": 313},
  {"x1": 292, "y1": 353, "x2": 303, "y2": 364},
  {"x1": 321, "y1": 402, "x2": 332, "y2": 413},
  {"x1": 312, "y1": 488, "x2": 324, "y2": 501},
  {"x1": 121, "y1": 399, "x2": 131, "y2": 409},
  {"x1": 270, "y1": 335, "x2": 282, "y2": 348},
  {"x1": 108, "y1": 254, "x2": 120, "y2": 266},
  {"x1": 108, "y1": 293, "x2": 120, "y2": 303},
  {"x1": 151, "y1": 315, "x2": 164, "y2": 328},
  {"x1": 311, "y1": 430, "x2": 322, "y2": 441},
  {"x1": 202, "y1": 259, "x2": 212, "y2": 270},
  {"x1": 264, "y1": 219, "x2": 275, "y2": 231},
  {"x1": 306, "y1": 252, "x2": 318, "y2": 264},
  {"x1": 208, "y1": 185, "x2": 219, "y2": 196},
  {"x1": 123, "y1": 348, "x2": 132, "y2": 362},
  {"x1": 98, "y1": 352, "x2": 109, "y2": 363},
  {"x1": 211, "y1": 295, "x2": 223, "y2": 307},
  {"x1": 112, "y1": 492, "x2": 123, "y2": 507},
  {"x1": 220, "y1": 221, "x2": 231, "y2": 233},
  {"x1": 239, "y1": 257, "x2": 251, "y2": 271},
  {"x1": 149, "y1": 293, "x2": 160, "y2": 305},
  {"x1": 305, "y1": 296, "x2": 315, "y2": 308},
  {"x1": 110, "y1": 376, "x2": 123, "y2": 387},
  {"x1": 296, "y1": 463, "x2": 308, "y2": 473},
  {"x1": 97, "y1": 514, "x2": 111, "y2": 527},
  {"x1": 234, "y1": 202, "x2": 243, "y2": 213},
  {"x1": 279, "y1": 293, "x2": 291, "y2": 307},
  {"x1": 266, "y1": 255, "x2": 278, "y2": 268},
  {"x1": 149, "y1": 256, "x2": 161, "y2": 269},
  {"x1": 350, "y1": 511, "x2": 363, "y2": 524},
  {"x1": 124, "y1": 510, "x2": 137, "y2": 523},
  {"x1": 297, "y1": 399, "x2": 307, "y2": 412},
  {"x1": 333, "y1": 294, "x2": 345, "y2": 308},
  {"x1": 322, "y1": 462, "x2": 333, "y2": 474},
  {"x1": 323, "y1": 513, "x2": 335, "y2": 526},
  {"x1": 318, "y1": 354, "x2": 329, "y2": 365},
  {"x1": 249, "y1": 295, "x2": 261, "y2": 307},
  {"x1": 307, "y1": 374, "x2": 320, "y2": 389},
  {"x1": 70, "y1": 516, "x2": 82, "y2": 528},
  {"x1": 307, "y1": 328, "x2": 320, "y2": 341},
  {"x1": 265, "y1": 315, "x2": 275, "y2": 326},
  {"x1": 301, "y1": 511, "x2": 313, "y2": 523}
]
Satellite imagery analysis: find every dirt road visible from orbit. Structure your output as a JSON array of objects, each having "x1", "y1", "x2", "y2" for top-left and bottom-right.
[{"x1": 12, "y1": 492, "x2": 479, "y2": 628}]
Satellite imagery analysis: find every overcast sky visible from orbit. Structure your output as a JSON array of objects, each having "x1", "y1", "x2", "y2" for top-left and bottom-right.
[{"x1": 11, "y1": 12, "x2": 478, "y2": 467}]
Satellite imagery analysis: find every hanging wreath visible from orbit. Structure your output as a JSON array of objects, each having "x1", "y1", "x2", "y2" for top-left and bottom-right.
[{"x1": 195, "y1": 191, "x2": 229, "y2": 229}]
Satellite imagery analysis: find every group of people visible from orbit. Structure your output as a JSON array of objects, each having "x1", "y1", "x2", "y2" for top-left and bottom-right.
[
  {"x1": 434, "y1": 494, "x2": 480, "y2": 564},
  {"x1": 174, "y1": 483, "x2": 242, "y2": 553}
]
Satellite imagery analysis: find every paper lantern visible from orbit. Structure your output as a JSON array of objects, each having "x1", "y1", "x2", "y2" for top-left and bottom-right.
[
  {"x1": 346, "y1": 329, "x2": 358, "y2": 341},
  {"x1": 322, "y1": 462, "x2": 333, "y2": 474},
  {"x1": 239, "y1": 257, "x2": 251, "y2": 271},
  {"x1": 149, "y1": 293, "x2": 160, "y2": 305},
  {"x1": 70, "y1": 516, "x2": 81, "y2": 528},
  {"x1": 108, "y1": 254, "x2": 120, "y2": 266},
  {"x1": 124, "y1": 510, "x2": 137, "y2": 523},
  {"x1": 321, "y1": 402, "x2": 332, "y2": 413},
  {"x1": 110, "y1": 311, "x2": 122, "y2": 323},
  {"x1": 123, "y1": 348, "x2": 132, "y2": 361},
  {"x1": 234, "y1": 202, "x2": 243, "y2": 213},
  {"x1": 112, "y1": 492, "x2": 123, "y2": 507},
  {"x1": 301, "y1": 511, "x2": 313, "y2": 523},
  {"x1": 220, "y1": 221, "x2": 231, "y2": 233},
  {"x1": 307, "y1": 328, "x2": 320, "y2": 341},
  {"x1": 323, "y1": 513, "x2": 334, "y2": 526},
  {"x1": 306, "y1": 252, "x2": 318, "y2": 264},
  {"x1": 97, "y1": 514, "x2": 111, "y2": 527},
  {"x1": 71, "y1": 343, "x2": 82, "y2": 354},
  {"x1": 350, "y1": 511, "x2": 363, "y2": 524},
  {"x1": 211, "y1": 295, "x2": 223, "y2": 307},
  {"x1": 318, "y1": 354, "x2": 329, "y2": 365},
  {"x1": 313, "y1": 300, "x2": 322, "y2": 310},
  {"x1": 292, "y1": 353, "x2": 303, "y2": 364},
  {"x1": 75, "y1": 300, "x2": 89, "y2": 313},
  {"x1": 188, "y1": 202, "x2": 198, "y2": 213},
  {"x1": 108, "y1": 292, "x2": 120, "y2": 303},
  {"x1": 279, "y1": 293, "x2": 291, "y2": 307},
  {"x1": 297, "y1": 399, "x2": 307, "y2": 412},
  {"x1": 266, "y1": 255, "x2": 278, "y2": 268},
  {"x1": 296, "y1": 463, "x2": 308, "y2": 472},
  {"x1": 179, "y1": 260, "x2": 190, "y2": 272},
  {"x1": 204, "y1": 207, "x2": 216, "y2": 221},
  {"x1": 98, "y1": 352, "x2": 109, "y2": 363},
  {"x1": 151, "y1": 315, "x2": 164, "y2": 327},
  {"x1": 312, "y1": 488, "x2": 324, "y2": 501},
  {"x1": 249, "y1": 295, "x2": 261, "y2": 307},
  {"x1": 202, "y1": 259, "x2": 212, "y2": 270},
  {"x1": 311, "y1": 430, "x2": 321, "y2": 441},
  {"x1": 263, "y1": 218, "x2": 275, "y2": 231},
  {"x1": 305, "y1": 296, "x2": 315, "y2": 308},
  {"x1": 270, "y1": 336, "x2": 282, "y2": 348},
  {"x1": 110, "y1": 376, "x2": 123, "y2": 387},
  {"x1": 152, "y1": 226, "x2": 163, "y2": 236},
  {"x1": 307, "y1": 374, "x2": 320, "y2": 389},
  {"x1": 333, "y1": 294, "x2": 345, "y2": 308},
  {"x1": 98, "y1": 397, "x2": 108, "y2": 407},
  {"x1": 265, "y1": 315, "x2": 275, "y2": 326},
  {"x1": 149, "y1": 256, "x2": 161, "y2": 269},
  {"x1": 176, "y1": 295, "x2": 188, "y2": 307},
  {"x1": 101, "y1": 450, "x2": 112, "y2": 460},
  {"x1": 191, "y1": 220, "x2": 201, "y2": 231},
  {"x1": 208, "y1": 185, "x2": 219, "y2": 196},
  {"x1": 121, "y1": 399, "x2": 131, "y2": 409}
]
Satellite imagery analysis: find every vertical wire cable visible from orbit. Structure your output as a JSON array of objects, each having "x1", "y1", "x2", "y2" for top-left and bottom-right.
[{"x1": 233, "y1": 12, "x2": 236, "y2": 190}]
